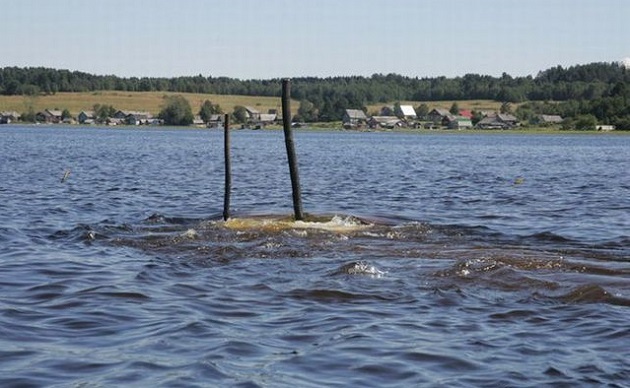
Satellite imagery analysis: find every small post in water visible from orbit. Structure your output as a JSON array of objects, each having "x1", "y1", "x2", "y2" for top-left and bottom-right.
[
  {"x1": 281, "y1": 79, "x2": 304, "y2": 221},
  {"x1": 223, "y1": 114, "x2": 231, "y2": 221}
]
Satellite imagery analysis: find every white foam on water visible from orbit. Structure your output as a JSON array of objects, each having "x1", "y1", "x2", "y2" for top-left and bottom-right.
[
  {"x1": 337, "y1": 261, "x2": 387, "y2": 278},
  {"x1": 293, "y1": 215, "x2": 372, "y2": 232},
  {"x1": 180, "y1": 229, "x2": 198, "y2": 239}
]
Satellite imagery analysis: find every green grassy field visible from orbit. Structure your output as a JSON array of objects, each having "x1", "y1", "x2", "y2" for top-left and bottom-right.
[{"x1": 0, "y1": 91, "x2": 504, "y2": 118}]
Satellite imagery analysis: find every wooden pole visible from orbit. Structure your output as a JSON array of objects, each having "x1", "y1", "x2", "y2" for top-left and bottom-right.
[
  {"x1": 223, "y1": 114, "x2": 231, "y2": 221},
  {"x1": 281, "y1": 79, "x2": 304, "y2": 221}
]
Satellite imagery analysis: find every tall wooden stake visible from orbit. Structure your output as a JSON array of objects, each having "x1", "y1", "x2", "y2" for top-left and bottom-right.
[
  {"x1": 223, "y1": 114, "x2": 231, "y2": 221},
  {"x1": 282, "y1": 79, "x2": 304, "y2": 221}
]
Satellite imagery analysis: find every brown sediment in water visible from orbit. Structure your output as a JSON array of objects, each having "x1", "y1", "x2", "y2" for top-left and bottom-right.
[{"x1": 222, "y1": 214, "x2": 373, "y2": 233}]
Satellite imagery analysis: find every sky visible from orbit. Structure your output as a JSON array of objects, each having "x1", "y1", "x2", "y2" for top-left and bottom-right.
[{"x1": 2, "y1": 0, "x2": 629, "y2": 80}]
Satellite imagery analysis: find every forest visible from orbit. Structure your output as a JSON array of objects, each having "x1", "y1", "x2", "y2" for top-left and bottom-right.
[{"x1": 1, "y1": 62, "x2": 629, "y2": 129}]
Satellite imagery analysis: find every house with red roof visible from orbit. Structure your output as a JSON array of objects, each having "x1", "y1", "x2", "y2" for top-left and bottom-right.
[{"x1": 459, "y1": 109, "x2": 473, "y2": 119}]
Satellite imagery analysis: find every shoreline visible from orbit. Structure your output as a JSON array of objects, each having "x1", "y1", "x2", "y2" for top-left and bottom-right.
[{"x1": 1, "y1": 122, "x2": 627, "y2": 135}]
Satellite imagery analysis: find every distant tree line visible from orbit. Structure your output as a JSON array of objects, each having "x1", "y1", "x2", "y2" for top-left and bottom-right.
[{"x1": 1, "y1": 62, "x2": 629, "y2": 129}]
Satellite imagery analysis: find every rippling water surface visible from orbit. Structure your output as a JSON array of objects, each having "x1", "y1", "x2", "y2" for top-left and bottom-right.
[{"x1": 0, "y1": 126, "x2": 628, "y2": 387}]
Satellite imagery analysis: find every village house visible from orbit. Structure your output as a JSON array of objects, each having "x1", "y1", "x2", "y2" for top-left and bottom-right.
[
  {"x1": 268, "y1": 109, "x2": 281, "y2": 121},
  {"x1": 447, "y1": 116, "x2": 474, "y2": 130},
  {"x1": 106, "y1": 118, "x2": 124, "y2": 126},
  {"x1": 192, "y1": 116, "x2": 205, "y2": 127},
  {"x1": 476, "y1": 113, "x2": 520, "y2": 129},
  {"x1": 399, "y1": 105, "x2": 417, "y2": 120},
  {"x1": 497, "y1": 113, "x2": 519, "y2": 127},
  {"x1": 342, "y1": 109, "x2": 367, "y2": 129},
  {"x1": 458, "y1": 109, "x2": 473, "y2": 119},
  {"x1": 537, "y1": 114, "x2": 564, "y2": 125},
  {"x1": 259, "y1": 113, "x2": 277, "y2": 125},
  {"x1": 126, "y1": 112, "x2": 153, "y2": 125},
  {"x1": 78, "y1": 111, "x2": 95, "y2": 124},
  {"x1": 427, "y1": 108, "x2": 454, "y2": 125},
  {"x1": 111, "y1": 110, "x2": 153, "y2": 125},
  {"x1": 113, "y1": 110, "x2": 129, "y2": 119},
  {"x1": 244, "y1": 107, "x2": 261, "y2": 122},
  {"x1": 206, "y1": 114, "x2": 224, "y2": 128},
  {"x1": 0, "y1": 111, "x2": 20, "y2": 124},
  {"x1": 367, "y1": 116, "x2": 404, "y2": 129},
  {"x1": 475, "y1": 115, "x2": 500, "y2": 129},
  {"x1": 36, "y1": 109, "x2": 63, "y2": 123}
]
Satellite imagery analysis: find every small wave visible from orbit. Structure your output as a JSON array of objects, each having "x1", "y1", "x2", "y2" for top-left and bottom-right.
[
  {"x1": 332, "y1": 261, "x2": 385, "y2": 277},
  {"x1": 143, "y1": 213, "x2": 203, "y2": 225},
  {"x1": 49, "y1": 224, "x2": 102, "y2": 243},
  {"x1": 557, "y1": 284, "x2": 630, "y2": 306},
  {"x1": 469, "y1": 254, "x2": 566, "y2": 272},
  {"x1": 288, "y1": 288, "x2": 395, "y2": 302},
  {"x1": 591, "y1": 236, "x2": 630, "y2": 252},
  {"x1": 144, "y1": 213, "x2": 166, "y2": 223},
  {"x1": 453, "y1": 258, "x2": 502, "y2": 277},
  {"x1": 525, "y1": 231, "x2": 575, "y2": 243},
  {"x1": 288, "y1": 288, "x2": 364, "y2": 301}
]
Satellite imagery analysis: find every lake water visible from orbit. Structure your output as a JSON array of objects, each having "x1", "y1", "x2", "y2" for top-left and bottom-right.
[{"x1": 0, "y1": 125, "x2": 628, "y2": 387}]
